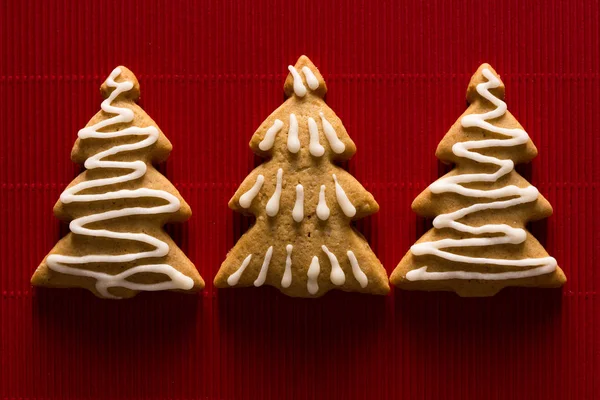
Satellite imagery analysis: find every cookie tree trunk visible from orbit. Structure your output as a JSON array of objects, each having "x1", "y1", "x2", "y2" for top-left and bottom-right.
[
  {"x1": 215, "y1": 56, "x2": 389, "y2": 297},
  {"x1": 391, "y1": 63, "x2": 566, "y2": 297},
  {"x1": 31, "y1": 66, "x2": 204, "y2": 299}
]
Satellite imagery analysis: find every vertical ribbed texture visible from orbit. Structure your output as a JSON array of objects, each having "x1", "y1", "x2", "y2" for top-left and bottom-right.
[{"x1": 1, "y1": 0, "x2": 598, "y2": 399}]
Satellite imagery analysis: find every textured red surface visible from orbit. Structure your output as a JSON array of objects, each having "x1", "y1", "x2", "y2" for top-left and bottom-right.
[{"x1": 1, "y1": 1, "x2": 599, "y2": 399}]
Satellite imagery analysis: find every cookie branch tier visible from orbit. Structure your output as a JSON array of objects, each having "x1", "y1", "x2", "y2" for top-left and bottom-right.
[
  {"x1": 215, "y1": 56, "x2": 389, "y2": 297},
  {"x1": 390, "y1": 64, "x2": 566, "y2": 297},
  {"x1": 32, "y1": 67, "x2": 204, "y2": 298}
]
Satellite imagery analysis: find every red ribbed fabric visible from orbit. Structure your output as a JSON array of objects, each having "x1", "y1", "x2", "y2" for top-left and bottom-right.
[{"x1": 1, "y1": 1, "x2": 598, "y2": 399}]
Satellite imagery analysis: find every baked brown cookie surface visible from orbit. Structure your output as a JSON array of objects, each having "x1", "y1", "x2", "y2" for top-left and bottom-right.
[
  {"x1": 31, "y1": 66, "x2": 204, "y2": 299},
  {"x1": 214, "y1": 56, "x2": 389, "y2": 297},
  {"x1": 390, "y1": 64, "x2": 566, "y2": 297}
]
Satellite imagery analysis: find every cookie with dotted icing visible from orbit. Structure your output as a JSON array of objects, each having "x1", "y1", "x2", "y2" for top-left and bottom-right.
[
  {"x1": 31, "y1": 66, "x2": 204, "y2": 299},
  {"x1": 214, "y1": 55, "x2": 389, "y2": 297},
  {"x1": 390, "y1": 63, "x2": 566, "y2": 297}
]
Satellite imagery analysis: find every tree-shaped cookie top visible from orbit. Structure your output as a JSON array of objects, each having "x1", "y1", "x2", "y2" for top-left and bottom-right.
[
  {"x1": 70, "y1": 67, "x2": 173, "y2": 166},
  {"x1": 249, "y1": 55, "x2": 357, "y2": 163},
  {"x1": 435, "y1": 63, "x2": 539, "y2": 167},
  {"x1": 283, "y1": 55, "x2": 328, "y2": 98},
  {"x1": 215, "y1": 56, "x2": 389, "y2": 297},
  {"x1": 32, "y1": 66, "x2": 203, "y2": 298},
  {"x1": 391, "y1": 63, "x2": 565, "y2": 296}
]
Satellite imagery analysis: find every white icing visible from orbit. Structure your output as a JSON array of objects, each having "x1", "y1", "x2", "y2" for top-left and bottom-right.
[
  {"x1": 266, "y1": 168, "x2": 283, "y2": 217},
  {"x1": 288, "y1": 65, "x2": 307, "y2": 97},
  {"x1": 406, "y1": 265, "x2": 557, "y2": 281},
  {"x1": 332, "y1": 174, "x2": 356, "y2": 217},
  {"x1": 322, "y1": 245, "x2": 345, "y2": 286},
  {"x1": 287, "y1": 113, "x2": 300, "y2": 153},
  {"x1": 258, "y1": 119, "x2": 284, "y2": 151},
  {"x1": 319, "y1": 112, "x2": 345, "y2": 154},
  {"x1": 308, "y1": 117, "x2": 325, "y2": 157},
  {"x1": 307, "y1": 256, "x2": 320, "y2": 295},
  {"x1": 293, "y1": 184, "x2": 304, "y2": 222},
  {"x1": 281, "y1": 245, "x2": 293, "y2": 288},
  {"x1": 45, "y1": 67, "x2": 194, "y2": 299},
  {"x1": 407, "y1": 68, "x2": 557, "y2": 281},
  {"x1": 239, "y1": 174, "x2": 265, "y2": 208},
  {"x1": 347, "y1": 250, "x2": 368, "y2": 288},
  {"x1": 227, "y1": 254, "x2": 252, "y2": 286},
  {"x1": 254, "y1": 246, "x2": 273, "y2": 287},
  {"x1": 316, "y1": 185, "x2": 330, "y2": 220},
  {"x1": 301, "y1": 66, "x2": 319, "y2": 90}
]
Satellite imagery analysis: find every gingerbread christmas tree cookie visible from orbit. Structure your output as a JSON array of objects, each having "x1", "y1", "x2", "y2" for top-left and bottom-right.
[
  {"x1": 31, "y1": 66, "x2": 204, "y2": 299},
  {"x1": 214, "y1": 56, "x2": 389, "y2": 297},
  {"x1": 390, "y1": 64, "x2": 566, "y2": 297}
]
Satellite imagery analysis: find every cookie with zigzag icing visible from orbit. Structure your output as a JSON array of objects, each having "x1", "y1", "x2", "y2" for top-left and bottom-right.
[
  {"x1": 32, "y1": 66, "x2": 204, "y2": 299},
  {"x1": 391, "y1": 64, "x2": 566, "y2": 297}
]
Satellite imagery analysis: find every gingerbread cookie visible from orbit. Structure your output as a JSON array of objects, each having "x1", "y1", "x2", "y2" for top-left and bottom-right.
[
  {"x1": 390, "y1": 63, "x2": 566, "y2": 297},
  {"x1": 214, "y1": 56, "x2": 389, "y2": 297},
  {"x1": 31, "y1": 66, "x2": 204, "y2": 299}
]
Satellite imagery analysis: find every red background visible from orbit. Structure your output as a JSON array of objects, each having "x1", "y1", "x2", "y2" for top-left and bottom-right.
[{"x1": 1, "y1": 0, "x2": 599, "y2": 399}]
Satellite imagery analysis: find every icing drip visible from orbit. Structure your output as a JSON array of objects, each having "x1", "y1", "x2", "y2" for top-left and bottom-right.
[
  {"x1": 228, "y1": 254, "x2": 252, "y2": 286},
  {"x1": 288, "y1": 66, "x2": 307, "y2": 97},
  {"x1": 266, "y1": 168, "x2": 283, "y2": 217},
  {"x1": 239, "y1": 174, "x2": 265, "y2": 208},
  {"x1": 281, "y1": 245, "x2": 293, "y2": 288},
  {"x1": 307, "y1": 256, "x2": 320, "y2": 295},
  {"x1": 308, "y1": 117, "x2": 325, "y2": 157},
  {"x1": 301, "y1": 66, "x2": 319, "y2": 90},
  {"x1": 319, "y1": 112, "x2": 345, "y2": 154},
  {"x1": 45, "y1": 67, "x2": 194, "y2": 299},
  {"x1": 287, "y1": 113, "x2": 300, "y2": 153},
  {"x1": 322, "y1": 245, "x2": 345, "y2": 286},
  {"x1": 258, "y1": 119, "x2": 284, "y2": 151},
  {"x1": 332, "y1": 174, "x2": 357, "y2": 217},
  {"x1": 293, "y1": 184, "x2": 304, "y2": 222},
  {"x1": 347, "y1": 251, "x2": 368, "y2": 288},
  {"x1": 407, "y1": 68, "x2": 557, "y2": 281},
  {"x1": 316, "y1": 185, "x2": 330, "y2": 220},
  {"x1": 254, "y1": 246, "x2": 273, "y2": 287}
]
